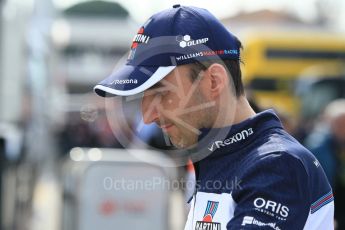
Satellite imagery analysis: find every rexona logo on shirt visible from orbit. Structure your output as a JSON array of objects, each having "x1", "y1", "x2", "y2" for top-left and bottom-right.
[
  {"x1": 208, "y1": 128, "x2": 254, "y2": 151},
  {"x1": 195, "y1": 201, "x2": 221, "y2": 230}
]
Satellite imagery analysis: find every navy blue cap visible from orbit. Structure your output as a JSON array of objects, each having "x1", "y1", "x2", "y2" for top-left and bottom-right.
[{"x1": 94, "y1": 5, "x2": 241, "y2": 97}]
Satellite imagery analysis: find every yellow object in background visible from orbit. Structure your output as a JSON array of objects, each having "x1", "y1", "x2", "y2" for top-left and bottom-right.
[{"x1": 241, "y1": 31, "x2": 345, "y2": 119}]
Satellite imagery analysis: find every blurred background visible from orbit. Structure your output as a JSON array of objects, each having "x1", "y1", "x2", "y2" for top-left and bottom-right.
[{"x1": 1, "y1": 0, "x2": 345, "y2": 229}]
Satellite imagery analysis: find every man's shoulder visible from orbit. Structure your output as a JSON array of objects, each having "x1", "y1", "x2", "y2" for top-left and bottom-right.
[
  {"x1": 236, "y1": 130, "x2": 332, "y2": 199},
  {"x1": 234, "y1": 129, "x2": 329, "y2": 187},
  {"x1": 245, "y1": 129, "x2": 316, "y2": 169}
]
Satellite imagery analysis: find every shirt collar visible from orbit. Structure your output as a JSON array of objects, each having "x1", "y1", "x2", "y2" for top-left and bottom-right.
[{"x1": 189, "y1": 109, "x2": 284, "y2": 161}]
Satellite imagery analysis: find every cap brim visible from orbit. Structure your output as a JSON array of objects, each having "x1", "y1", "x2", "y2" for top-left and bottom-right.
[{"x1": 94, "y1": 65, "x2": 176, "y2": 97}]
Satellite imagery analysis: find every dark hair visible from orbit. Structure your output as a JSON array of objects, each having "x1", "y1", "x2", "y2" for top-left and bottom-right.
[{"x1": 188, "y1": 59, "x2": 244, "y2": 97}]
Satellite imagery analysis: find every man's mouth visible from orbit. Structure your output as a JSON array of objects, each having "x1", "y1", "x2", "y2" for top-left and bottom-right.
[{"x1": 160, "y1": 124, "x2": 174, "y2": 132}]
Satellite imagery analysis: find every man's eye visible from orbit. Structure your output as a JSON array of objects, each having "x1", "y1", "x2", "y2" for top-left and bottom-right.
[{"x1": 154, "y1": 89, "x2": 168, "y2": 97}]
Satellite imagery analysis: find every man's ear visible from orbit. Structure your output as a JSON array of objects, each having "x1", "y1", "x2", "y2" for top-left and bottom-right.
[{"x1": 207, "y1": 63, "x2": 229, "y2": 98}]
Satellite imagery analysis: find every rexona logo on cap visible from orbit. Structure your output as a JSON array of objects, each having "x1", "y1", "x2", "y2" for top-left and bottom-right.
[
  {"x1": 94, "y1": 5, "x2": 241, "y2": 97},
  {"x1": 111, "y1": 79, "x2": 138, "y2": 85}
]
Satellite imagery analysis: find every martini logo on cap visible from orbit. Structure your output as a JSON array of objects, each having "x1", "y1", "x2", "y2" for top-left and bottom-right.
[
  {"x1": 128, "y1": 19, "x2": 152, "y2": 60},
  {"x1": 131, "y1": 27, "x2": 150, "y2": 49}
]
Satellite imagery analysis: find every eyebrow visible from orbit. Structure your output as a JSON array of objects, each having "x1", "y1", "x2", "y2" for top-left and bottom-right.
[
  {"x1": 144, "y1": 81, "x2": 167, "y2": 97},
  {"x1": 148, "y1": 82, "x2": 163, "y2": 90}
]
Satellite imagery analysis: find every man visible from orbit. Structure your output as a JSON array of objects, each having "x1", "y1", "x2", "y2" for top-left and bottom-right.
[
  {"x1": 306, "y1": 99, "x2": 345, "y2": 229},
  {"x1": 94, "y1": 5, "x2": 334, "y2": 229}
]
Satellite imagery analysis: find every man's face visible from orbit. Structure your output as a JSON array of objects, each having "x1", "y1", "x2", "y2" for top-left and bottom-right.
[
  {"x1": 331, "y1": 114, "x2": 345, "y2": 145},
  {"x1": 141, "y1": 64, "x2": 215, "y2": 149}
]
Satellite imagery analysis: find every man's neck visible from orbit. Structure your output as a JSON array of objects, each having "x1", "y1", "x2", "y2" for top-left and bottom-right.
[{"x1": 212, "y1": 96, "x2": 256, "y2": 128}]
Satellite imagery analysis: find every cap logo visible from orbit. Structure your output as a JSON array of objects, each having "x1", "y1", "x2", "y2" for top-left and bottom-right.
[
  {"x1": 130, "y1": 27, "x2": 151, "y2": 49},
  {"x1": 176, "y1": 35, "x2": 209, "y2": 48},
  {"x1": 128, "y1": 19, "x2": 152, "y2": 61},
  {"x1": 111, "y1": 79, "x2": 138, "y2": 85}
]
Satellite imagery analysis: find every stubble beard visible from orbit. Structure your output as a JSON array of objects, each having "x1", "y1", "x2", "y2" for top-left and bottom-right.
[{"x1": 168, "y1": 89, "x2": 215, "y2": 149}]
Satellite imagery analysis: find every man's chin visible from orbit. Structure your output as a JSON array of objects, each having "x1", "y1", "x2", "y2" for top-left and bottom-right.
[{"x1": 170, "y1": 137, "x2": 197, "y2": 150}]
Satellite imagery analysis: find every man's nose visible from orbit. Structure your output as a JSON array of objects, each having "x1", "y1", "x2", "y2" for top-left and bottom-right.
[{"x1": 141, "y1": 95, "x2": 160, "y2": 124}]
